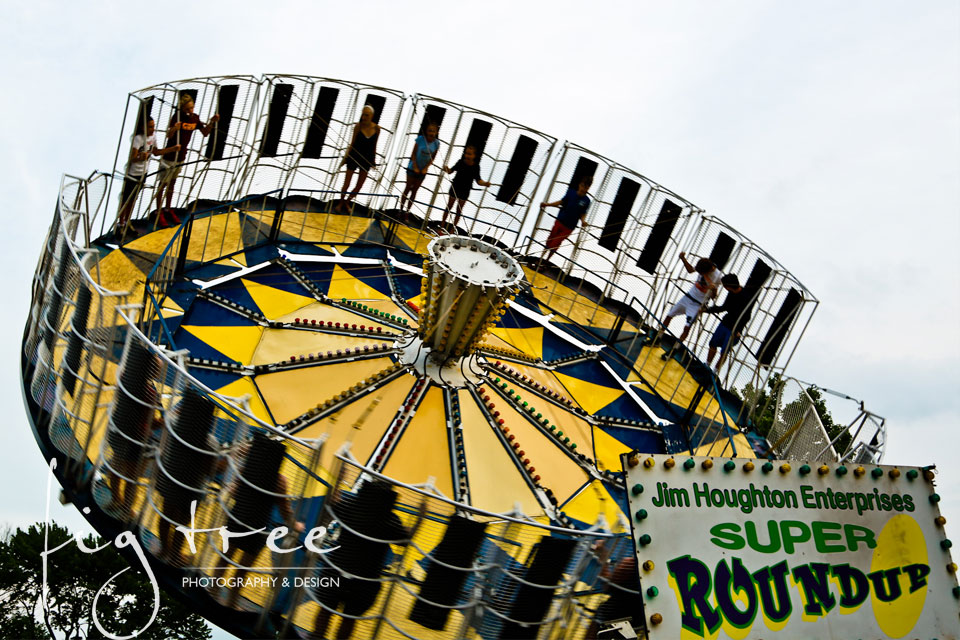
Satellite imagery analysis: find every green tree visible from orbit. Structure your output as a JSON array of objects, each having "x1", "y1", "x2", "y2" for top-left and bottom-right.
[{"x1": 0, "y1": 522, "x2": 212, "y2": 640}]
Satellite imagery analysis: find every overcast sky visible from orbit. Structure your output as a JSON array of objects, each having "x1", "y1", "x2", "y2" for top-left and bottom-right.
[{"x1": 2, "y1": 1, "x2": 957, "y2": 637}]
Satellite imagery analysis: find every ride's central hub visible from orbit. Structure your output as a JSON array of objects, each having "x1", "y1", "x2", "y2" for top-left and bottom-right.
[{"x1": 417, "y1": 236, "x2": 522, "y2": 366}]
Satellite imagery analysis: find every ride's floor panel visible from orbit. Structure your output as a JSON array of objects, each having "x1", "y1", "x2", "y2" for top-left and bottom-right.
[{"x1": 82, "y1": 207, "x2": 755, "y2": 531}]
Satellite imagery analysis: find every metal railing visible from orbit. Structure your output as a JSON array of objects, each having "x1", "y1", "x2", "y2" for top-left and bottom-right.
[{"x1": 27, "y1": 169, "x2": 637, "y2": 640}]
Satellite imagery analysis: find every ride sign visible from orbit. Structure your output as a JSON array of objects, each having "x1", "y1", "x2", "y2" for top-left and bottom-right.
[{"x1": 622, "y1": 454, "x2": 960, "y2": 639}]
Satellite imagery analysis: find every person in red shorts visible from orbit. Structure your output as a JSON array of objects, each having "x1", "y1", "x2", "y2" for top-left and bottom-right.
[{"x1": 538, "y1": 175, "x2": 592, "y2": 265}]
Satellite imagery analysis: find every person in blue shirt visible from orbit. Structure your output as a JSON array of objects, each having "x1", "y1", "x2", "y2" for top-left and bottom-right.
[
  {"x1": 400, "y1": 122, "x2": 440, "y2": 212},
  {"x1": 538, "y1": 175, "x2": 593, "y2": 262}
]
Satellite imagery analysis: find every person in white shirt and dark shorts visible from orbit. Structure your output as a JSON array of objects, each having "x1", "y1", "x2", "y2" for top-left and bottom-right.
[{"x1": 660, "y1": 252, "x2": 723, "y2": 360}]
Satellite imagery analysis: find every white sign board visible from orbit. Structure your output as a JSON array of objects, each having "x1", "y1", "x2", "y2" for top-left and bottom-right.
[{"x1": 622, "y1": 454, "x2": 960, "y2": 639}]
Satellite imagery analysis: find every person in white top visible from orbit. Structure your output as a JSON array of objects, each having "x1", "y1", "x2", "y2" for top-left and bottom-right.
[
  {"x1": 661, "y1": 252, "x2": 723, "y2": 356},
  {"x1": 116, "y1": 117, "x2": 179, "y2": 238}
]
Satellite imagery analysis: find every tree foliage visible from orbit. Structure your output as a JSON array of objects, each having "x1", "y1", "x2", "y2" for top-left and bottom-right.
[{"x1": 0, "y1": 522, "x2": 211, "y2": 640}]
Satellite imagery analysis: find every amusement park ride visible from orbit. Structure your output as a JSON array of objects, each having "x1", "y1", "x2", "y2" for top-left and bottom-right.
[{"x1": 21, "y1": 75, "x2": 955, "y2": 639}]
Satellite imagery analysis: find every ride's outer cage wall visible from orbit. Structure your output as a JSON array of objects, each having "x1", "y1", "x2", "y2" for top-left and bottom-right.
[{"x1": 622, "y1": 453, "x2": 960, "y2": 639}]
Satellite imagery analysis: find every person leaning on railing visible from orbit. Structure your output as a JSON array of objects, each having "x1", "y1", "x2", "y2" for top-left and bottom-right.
[
  {"x1": 440, "y1": 144, "x2": 492, "y2": 232},
  {"x1": 537, "y1": 175, "x2": 593, "y2": 266},
  {"x1": 155, "y1": 93, "x2": 219, "y2": 227},
  {"x1": 659, "y1": 252, "x2": 722, "y2": 360},
  {"x1": 116, "y1": 117, "x2": 179, "y2": 239},
  {"x1": 702, "y1": 273, "x2": 756, "y2": 374}
]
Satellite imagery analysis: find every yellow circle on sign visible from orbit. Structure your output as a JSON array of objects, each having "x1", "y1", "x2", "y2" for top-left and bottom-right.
[{"x1": 870, "y1": 514, "x2": 927, "y2": 637}]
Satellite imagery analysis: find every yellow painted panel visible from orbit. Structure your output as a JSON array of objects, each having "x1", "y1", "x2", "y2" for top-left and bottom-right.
[
  {"x1": 694, "y1": 432, "x2": 756, "y2": 459},
  {"x1": 286, "y1": 557, "x2": 482, "y2": 639},
  {"x1": 553, "y1": 371, "x2": 624, "y2": 416},
  {"x1": 180, "y1": 325, "x2": 264, "y2": 364},
  {"x1": 562, "y1": 480, "x2": 628, "y2": 532},
  {"x1": 630, "y1": 344, "x2": 721, "y2": 417},
  {"x1": 277, "y1": 210, "x2": 326, "y2": 242},
  {"x1": 280, "y1": 211, "x2": 371, "y2": 244},
  {"x1": 278, "y1": 440, "x2": 330, "y2": 499},
  {"x1": 186, "y1": 211, "x2": 245, "y2": 262},
  {"x1": 210, "y1": 377, "x2": 274, "y2": 426},
  {"x1": 254, "y1": 358, "x2": 393, "y2": 425},
  {"x1": 521, "y1": 396, "x2": 592, "y2": 455},
  {"x1": 406, "y1": 292, "x2": 425, "y2": 309},
  {"x1": 521, "y1": 266, "x2": 635, "y2": 331},
  {"x1": 492, "y1": 397, "x2": 589, "y2": 505},
  {"x1": 86, "y1": 283, "x2": 144, "y2": 327},
  {"x1": 296, "y1": 372, "x2": 417, "y2": 472},
  {"x1": 457, "y1": 390, "x2": 543, "y2": 515},
  {"x1": 327, "y1": 264, "x2": 389, "y2": 302},
  {"x1": 251, "y1": 328, "x2": 377, "y2": 366},
  {"x1": 241, "y1": 278, "x2": 315, "y2": 320},
  {"x1": 593, "y1": 426, "x2": 633, "y2": 473},
  {"x1": 488, "y1": 326, "x2": 544, "y2": 359},
  {"x1": 732, "y1": 433, "x2": 757, "y2": 459},
  {"x1": 323, "y1": 211, "x2": 373, "y2": 243},
  {"x1": 274, "y1": 301, "x2": 392, "y2": 332},
  {"x1": 124, "y1": 227, "x2": 177, "y2": 255},
  {"x1": 382, "y1": 386, "x2": 454, "y2": 498},
  {"x1": 88, "y1": 250, "x2": 143, "y2": 292},
  {"x1": 392, "y1": 225, "x2": 431, "y2": 255}
]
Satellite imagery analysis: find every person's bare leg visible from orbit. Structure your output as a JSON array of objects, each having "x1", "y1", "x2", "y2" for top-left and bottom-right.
[
  {"x1": 654, "y1": 315, "x2": 675, "y2": 344},
  {"x1": 347, "y1": 170, "x2": 368, "y2": 206},
  {"x1": 406, "y1": 179, "x2": 422, "y2": 211},
  {"x1": 452, "y1": 199, "x2": 465, "y2": 230},
  {"x1": 716, "y1": 348, "x2": 730, "y2": 370},
  {"x1": 338, "y1": 170, "x2": 355, "y2": 211},
  {"x1": 118, "y1": 197, "x2": 133, "y2": 232},
  {"x1": 154, "y1": 183, "x2": 168, "y2": 226},
  {"x1": 164, "y1": 176, "x2": 176, "y2": 211},
  {"x1": 441, "y1": 194, "x2": 456, "y2": 227},
  {"x1": 706, "y1": 346, "x2": 717, "y2": 366}
]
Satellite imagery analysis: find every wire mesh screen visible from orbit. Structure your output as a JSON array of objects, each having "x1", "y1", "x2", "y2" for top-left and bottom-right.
[
  {"x1": 388, "y1": 95, "x2": 558, "y2": 249},
  {"x1": 94, "y1": 332, "x2": 167, "y2": 522},
  {"x1": 670, "y1": 216, "x2": 817, "y2": 373},
  {"x1": 117, "y1": 76, "x2": 260, "y2": 224},
  {"x1": 240, "y1": 76, "x2": 405, "y2": 208},
  {"x1": 765, "y1": 378, "x2": 838, "y2": 462},
  {"x1": 280, "y1": 456, "x2": 622, "y2": 639},
  {"x1": 529, "y1": 144, "x2": 700, "y2": 312},
  {"x1": 196, "y1": 430, "x2": 324, "y2": 612}
]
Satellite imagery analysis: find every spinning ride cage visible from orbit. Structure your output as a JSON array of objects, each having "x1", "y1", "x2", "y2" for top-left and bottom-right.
[{"x1": 21, "y1": 75, "x2": 886, "y2": 639}]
